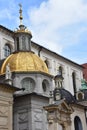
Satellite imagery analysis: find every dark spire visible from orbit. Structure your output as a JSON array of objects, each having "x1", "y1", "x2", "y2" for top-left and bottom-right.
[{"x1": 19, "y1": 3, "x2": 23, "y2": 26}]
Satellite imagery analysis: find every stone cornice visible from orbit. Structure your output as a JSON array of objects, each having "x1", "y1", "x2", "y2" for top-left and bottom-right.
[
  {"x1": 0, "y1": 83, "x2": 20, "y2": 93},
  {"x1": 0, "y1": 25, "x2": 14, "y2": 37},
  {"x1": 44, "y1": 99, "x2": 73, "y2": 114}
]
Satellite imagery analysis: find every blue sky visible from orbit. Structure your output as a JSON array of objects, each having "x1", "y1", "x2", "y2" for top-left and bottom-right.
[{"x1": 0, "y1": 0, "x2": 87, "y2": 64}]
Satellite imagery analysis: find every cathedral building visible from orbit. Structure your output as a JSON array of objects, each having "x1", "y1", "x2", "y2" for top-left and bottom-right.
[{"x1": 0, "y1": 5, "x2": 87, "y2": 130}]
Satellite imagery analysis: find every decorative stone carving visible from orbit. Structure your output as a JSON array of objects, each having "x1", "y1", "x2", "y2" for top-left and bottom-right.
[
  {"x1": 5, "y1": 63, "x2": 12, "y2": 80},
  {"x1": 18, "y1": 109, "x2": 28, "y2": 122},
  {"x1": 44, "y1": 99, "x2": 73, "y2": 130},
  {"x1": 34, "y1": 112, "x2": 42, "y2": 122},
  {"x1": 18, "y1": 109, "x2": 28, "y2": 130},
  {"x1": 0, "y1": 106, "x2": 8, "y2": 116},
  {"x1": 33, "y1": 110, "x2": 43, "y2": 130}
]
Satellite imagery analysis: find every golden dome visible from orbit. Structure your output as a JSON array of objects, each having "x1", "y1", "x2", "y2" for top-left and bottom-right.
[{"x1": 0, "y1": 52, "x2": 48, "y2": 74}]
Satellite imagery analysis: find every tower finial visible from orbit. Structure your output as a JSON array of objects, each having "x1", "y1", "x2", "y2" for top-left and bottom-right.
[{"x1": 19, "y1": 3, "x2": 23, "y2": 25}]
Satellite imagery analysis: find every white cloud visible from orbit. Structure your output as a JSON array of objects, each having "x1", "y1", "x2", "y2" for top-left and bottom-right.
[
  {"x1": 30, "y1": 0, "x2": 87, "y2": 26},
  {"x1": 28, "y1": 0, "x2": 87, "y2": 54},
  {"x1": 0, "y1": 0, "x2": 86, "y2": 63},
  {"x1": 0, "y1": 0, "x2": 19, "y2": 28}
]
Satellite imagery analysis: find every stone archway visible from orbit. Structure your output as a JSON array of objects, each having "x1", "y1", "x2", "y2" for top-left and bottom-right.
[{"x1": 44, "y1": 99, "x2": 73, "y2": 130}]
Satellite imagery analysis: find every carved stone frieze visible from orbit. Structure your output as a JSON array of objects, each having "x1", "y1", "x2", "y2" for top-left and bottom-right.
[
  {"x1": 44, "y1": 99, "x2": 73, "y2": 130},
  {"x1": 0, "y1": 106, "x2": 8, "y2": 116},
  {"x1": 18, "y1": 109, "x2": 28, "y2": 122},
  {"x1": 18, "y1": 109, "x2": 28, "y2": 130},
  {"x1": 34, "y1": 112, "x2": 42, "y2": 121}
]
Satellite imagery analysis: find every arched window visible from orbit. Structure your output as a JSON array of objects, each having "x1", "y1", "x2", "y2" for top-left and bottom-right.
[
  {"x1": 4, "y1": 44, "x2": 11, "y2": 57},
  {"x1": 72, "y1": 72, "x2": 76, "y2": 94},
  {"x1": 42, "y1": 82, "x2": 47, "y2": 92},
  {"x1": 44, "y1": 60, "x2": 49, "y2": 68},
  {"x1": 74, "y1": 116, "x2": 83, "y2": 130},
  {"x1": 57, "y1": 66, "x2": 63, "y2": 76},
  {"x1": 21, "y1": 78, "x2": 35, "y2": 92}
]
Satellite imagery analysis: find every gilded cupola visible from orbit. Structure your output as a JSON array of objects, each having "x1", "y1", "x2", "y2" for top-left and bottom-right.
[
  {"x1": 0, "y1": 4, "x2": 48, "y2": 74},
  {"x1": 0, "y1": 52, "x2": 48, "y2": 74}
]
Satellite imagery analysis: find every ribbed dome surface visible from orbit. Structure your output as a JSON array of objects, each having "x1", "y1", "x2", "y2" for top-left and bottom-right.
[{"x1": 0, "y1": 52, "x2": 48, "y2": 74}]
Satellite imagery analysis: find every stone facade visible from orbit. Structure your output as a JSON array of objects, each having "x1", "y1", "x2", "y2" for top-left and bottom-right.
[
  {"x1": 44, "y1": 99, "x2": 73, "y2": 130},
  {"x1": 0, "y1": 25, "x2": 14, "y2": 59},
  {"x1": 44, "y1": 100, "x2": 87, "y2": 130},
  {"x1": 0, "y1": 26, "x2": 83, "y2": 96},
  {"x1": 0, "y1": 84, "x2": 19, "y2": 130},
  {"x1": 71, "y1": 104, "x2": 87, "y2": 130},
  {"x1": 0, "y1": 24, "x2": 86, "y2": 130},
  {"x1": 13, "y1": 93, "x2": 49, "y2": 130}
]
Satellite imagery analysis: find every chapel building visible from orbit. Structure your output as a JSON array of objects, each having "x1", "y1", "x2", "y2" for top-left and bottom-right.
[{"x1": 0, "y1": 5, "x2": 87, "y2": 130}]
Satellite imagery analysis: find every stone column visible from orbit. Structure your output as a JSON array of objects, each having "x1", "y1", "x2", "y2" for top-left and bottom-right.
[
  {"x1": 62, "y1": 121, "x2": 71, "y2": 130},
  {"x1": 48, "y1": 119, "x2": 58, "y2": 130},
  {"x1": 62, "y1": 123, "x2": 67, "y2": 130}
]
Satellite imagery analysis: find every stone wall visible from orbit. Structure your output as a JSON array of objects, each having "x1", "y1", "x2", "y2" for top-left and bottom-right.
[{"x1": 0, "y1": 84, "x2": 18, "y2": 130}]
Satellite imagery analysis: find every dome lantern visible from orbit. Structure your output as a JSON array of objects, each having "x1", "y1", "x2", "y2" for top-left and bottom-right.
[{"x1": 14, "y1": 4, "x2": 32, "y2": 52}]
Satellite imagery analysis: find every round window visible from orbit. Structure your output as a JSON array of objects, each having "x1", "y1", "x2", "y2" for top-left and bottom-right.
[{"x1": 22, "y1": 78, "x2": 35, "y2": 92}]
